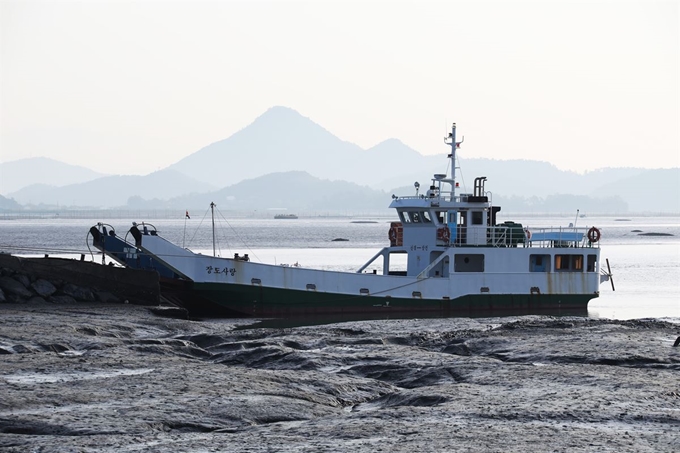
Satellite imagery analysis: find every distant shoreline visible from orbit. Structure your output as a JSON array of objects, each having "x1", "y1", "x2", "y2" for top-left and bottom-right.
[{"x1": 2, "y1": 210, "x2": 679, "y2": 221}]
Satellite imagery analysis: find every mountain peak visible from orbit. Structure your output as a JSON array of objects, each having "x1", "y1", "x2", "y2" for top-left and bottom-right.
[
  {"x1": 254, "y1": 106, "x2": 308, "y2": 124},
  {"x1": 368, "y1": 138, "x2": 412, "y2": 150}
]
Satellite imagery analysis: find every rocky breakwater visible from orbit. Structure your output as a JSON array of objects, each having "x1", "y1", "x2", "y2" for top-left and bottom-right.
[{"x1": 0, "y1": 253, "x2": 159, "y2": 306}]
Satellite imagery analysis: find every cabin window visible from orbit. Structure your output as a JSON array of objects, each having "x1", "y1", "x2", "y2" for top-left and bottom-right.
[
  {"x1": 458, "y1": 210, "x2": 468, "y2": 226},
  {"x1": 555, "y1": 254, "x2": 583, "y2": 272},
  {"x1": 572, "y1": 255, "x2": 583, "y2": 271},
  {"x1": 454, "y1": 254, "x2": 484, "y2": 272},
  {"x1": 408, "y1": 211, "x2": 421, "y2": 223},
  {"x1": 422, "y1": 211, "x2": 432, "y2": 223},
  {"x1": 399, "y1": 212, "x2": 410, "y2": 223},
  {"x1": 529, "y1": 254, "x2": 551, "y2": 272},
  {"x1": 471, "y1": 211, "x2": 484, "y2": 225},
  {"x1": 587, "y1": 254, "x2": 597, "y2": 272}
]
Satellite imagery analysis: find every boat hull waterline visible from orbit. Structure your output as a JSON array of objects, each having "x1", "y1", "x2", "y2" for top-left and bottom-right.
[{"x1": 188, "y1": 281, "x2": 594, "y2": 317}]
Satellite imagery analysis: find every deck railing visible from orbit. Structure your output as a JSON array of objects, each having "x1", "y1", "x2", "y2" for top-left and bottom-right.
[{"x1": 449, "y1": 225, "x2": 599, "y2": 249}]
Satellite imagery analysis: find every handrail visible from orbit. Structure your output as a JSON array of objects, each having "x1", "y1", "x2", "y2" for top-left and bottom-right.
[
  {"x1": 393, "y1": 193, "x2": 478, "y2": 204},
  {"x1": 446, "y1": 225, "x2": 598, "y2": 249}
]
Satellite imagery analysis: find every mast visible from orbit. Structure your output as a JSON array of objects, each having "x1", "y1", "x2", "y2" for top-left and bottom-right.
[
  {"x1": 210, "y1": 201, "x2": 216, "y2": 257},
  {"x1": 444, "y1": 123, "x2": 459, "y2": 199}
]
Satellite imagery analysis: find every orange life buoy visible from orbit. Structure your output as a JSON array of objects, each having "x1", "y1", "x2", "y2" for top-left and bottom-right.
[
  {"x1": 524, "y1": 228, "x2": 532, "y2": 240},
  {"x1": 389, "y1": 227, "x2": 397, "y2": 244},
  {"x1": 587, "y1": 226, "x2": 601, "y2": 243},
  {"x1": 438, "y1": 227, "x2": 450, "y2": 243}
]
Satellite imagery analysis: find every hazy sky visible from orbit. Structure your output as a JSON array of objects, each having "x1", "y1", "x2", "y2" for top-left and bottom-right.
[{"x1": 1, "y1": 0, "x2": 678, "y2": 176}]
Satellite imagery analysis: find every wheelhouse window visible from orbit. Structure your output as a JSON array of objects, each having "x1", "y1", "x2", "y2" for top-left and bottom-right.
[
  {"x1": 454, "y1": 254, "x2": 484, "y2": 272},
  {"x1": 471, "y1": 211, "x2": 484, "y2": 225},
  {"x1": 401, "y1": 211, "x2": 432, "y2": 224},
  {"x1": 555, "y1": 254, "x2": 583, "y2": 272}
]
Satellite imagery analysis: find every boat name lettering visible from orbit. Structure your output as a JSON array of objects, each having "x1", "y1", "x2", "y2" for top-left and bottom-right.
[
  {"x1": 410, "y1": 245, "x2": 429, "y2": 251},
  {"x1": 206, "y1": 266, "x2": 236, "y2": 276}
]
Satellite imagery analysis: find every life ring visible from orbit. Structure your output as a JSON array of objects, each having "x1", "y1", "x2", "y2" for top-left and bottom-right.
[
  {"x1": 438, "y1": 227, "x2": 450, "y2": 243},
  {"x1": 388, "y1": 227, "x2": 397, "y2": 244},
  {"x1": 524, "y1": 228, "x2": 532, "y2": 240},
  {"x1": 587, "y1": 226, "x2": 601, "y2": 243}
]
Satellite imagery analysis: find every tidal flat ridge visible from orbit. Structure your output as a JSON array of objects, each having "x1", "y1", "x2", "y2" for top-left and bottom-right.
[{"x1": 0, "y1": 304, "x2": 678, "y2": 452}]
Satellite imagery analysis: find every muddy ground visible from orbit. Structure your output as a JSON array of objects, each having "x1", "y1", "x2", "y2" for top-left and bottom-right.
[{"x1": 0, "y1": 304, "x2": 678, "y2": 452}]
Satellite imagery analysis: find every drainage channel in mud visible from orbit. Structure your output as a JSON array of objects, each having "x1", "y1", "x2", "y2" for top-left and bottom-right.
[{"x1": 3, "y1": 368, "x2": 155, "y2": 385}]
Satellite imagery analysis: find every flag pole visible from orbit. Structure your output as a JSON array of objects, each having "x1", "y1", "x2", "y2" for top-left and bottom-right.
[{"x1": 183, "y1": 210, "x2": 189, "y2": 248}]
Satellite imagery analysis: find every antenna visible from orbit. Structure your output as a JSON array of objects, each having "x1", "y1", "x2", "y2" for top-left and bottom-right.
[{"x1": 574, "y1": 209, "x2": 579, "y2": 228}]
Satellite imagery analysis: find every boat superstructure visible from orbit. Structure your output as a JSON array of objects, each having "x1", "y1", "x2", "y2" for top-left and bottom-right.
[{"x1": 91, "y1": 123, "x2": 607, "y2": 317}]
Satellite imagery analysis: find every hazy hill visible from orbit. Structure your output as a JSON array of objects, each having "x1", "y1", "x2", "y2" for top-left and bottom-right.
[
  {"x1": 591, "y1": 168, "x2": 680, "y2": 213},
  {"x1": 1, "y1": 106, "x2": 677, "y2": 213},
  {"x1": 130, "y1": 171, "x2": 388, "y2": 211},
  {"x1": 128, "y1": 170, "x2": 634, "y2": 215},
  {"x1": 167, "y1": 106, "x2": 371, "y2": 186},
  {"x1": 364, "y1": 139, "x2": 442, "y2": 189},
  {"x1": 8, "y1": 169, "x2": 216, "y2": 208},
  {"x1": 379, "y1": 157, "x2": 652, "y2": 199},
  {"x1": 0, "y1": 157, "x2": 107, "y2": 195},
  {"x1": 0, "y1": 194, "x2": 21, "y2": 211}
]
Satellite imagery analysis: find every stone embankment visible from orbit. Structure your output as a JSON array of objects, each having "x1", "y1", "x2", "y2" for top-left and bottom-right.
[{"x1": 0, "y1": 253, "x2": 159, "y2": 306}]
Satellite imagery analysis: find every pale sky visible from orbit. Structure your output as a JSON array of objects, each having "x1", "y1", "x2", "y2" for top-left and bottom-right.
[{"x1": 1, "y1": 0, "x2": 678, "y2": 176}]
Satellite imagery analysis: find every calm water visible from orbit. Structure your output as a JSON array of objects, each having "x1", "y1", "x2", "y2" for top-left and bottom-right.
[{"x1": 1, "y1": 214, "x2": 678, "y2": 321}]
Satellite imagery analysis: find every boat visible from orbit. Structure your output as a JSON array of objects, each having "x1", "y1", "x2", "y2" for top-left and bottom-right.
[
  {"x1": 90, "y1": 123, "x2": 610, "y2": 317},
  {"x1": 274, "y1": 214, "x2": 298, "y2": 219}
]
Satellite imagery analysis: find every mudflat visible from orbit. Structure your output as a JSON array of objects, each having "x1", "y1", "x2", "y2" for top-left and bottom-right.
[{"x1": 0, "y1": 303, "x2": 678, "y2": 452}]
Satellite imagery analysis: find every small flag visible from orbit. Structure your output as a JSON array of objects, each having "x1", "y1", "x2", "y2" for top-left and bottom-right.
[
  {"x1": 456, "y1": 142, "x2": 461, "y2": 148},
  {"x1": 185, "y1": 210, "x2": 190, "y2": 219}
]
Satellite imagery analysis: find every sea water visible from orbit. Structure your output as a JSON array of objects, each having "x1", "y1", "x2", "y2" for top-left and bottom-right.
[{"x1": 1, "y1": 214, "x2": 678, "y2": 321}]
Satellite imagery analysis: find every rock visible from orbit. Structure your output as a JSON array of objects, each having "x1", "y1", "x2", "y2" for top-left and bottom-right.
[
  {"x1": 149, "y1": 306, "x2": 189, "y2": 319},
  {"x1": 638, "y1": 232, "x2": 674, "y2": 237},
  {"x1": 0, "y1": 287, "x2": 5, "y2": 303},
  {"x1": 49, "y1": 295, "x2": 77, "y2": 304},
  {"x1": 31, "y1": 279, "x2": 57, "y2": 297},
  {"x1": 331, "y1": 238, "x2": 349, "y2": 242},
  {"x1": 27, "y1": 296, "x2": 47, "y2": 304},
  {"x1": 6, "y1": 293, "x2": 27, "y2": 304},
  {"x1": 14, "y1": 273, "x2": 31, "y2": 288},
  {"x1": 0, "y1": 276, "x2": 34, "y2": 298},
  {"x1": 62, "y1": 283, "x2": 95, "y2": 302},
  {"x1": 95, "y1": 291, "x2": 121, "y2": 304},
  {"x1": 442, "y1": 342, "x2": 471, "y2": 356}
]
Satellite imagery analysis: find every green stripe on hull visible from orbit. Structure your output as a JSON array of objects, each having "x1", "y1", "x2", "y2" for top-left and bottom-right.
[{"x1": 190, "y1": 282, "x2": 597, "y2": 318}]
